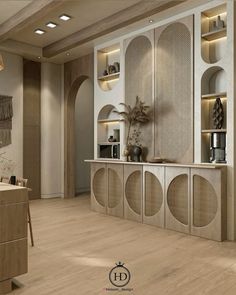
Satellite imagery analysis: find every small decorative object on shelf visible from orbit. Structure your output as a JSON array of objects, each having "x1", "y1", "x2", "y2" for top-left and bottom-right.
[
  {"x1": 108, "y1": 135, "x2": 116, "y2": 142},
  {"x1": 113, "y1": 62, "x2": 120, "y2": 73},
  {"x1": 108, "y1": 65, "x2": 116, "y2": 74},
  {"x1": 210, "y1": 132, "x2": 226, "y2": 163},
  {"x1": 211, "y1": 15, "x2": 225, "y2": 32},
  {"x1": 213, "y1": 97, "x2": 224, "y2": 129},
  {"x1": 103, "y1": 70, "x2": 108, "y2": 76},
  {"x1": 113, "y1": 96, "x2": 151, "y2": 162}
]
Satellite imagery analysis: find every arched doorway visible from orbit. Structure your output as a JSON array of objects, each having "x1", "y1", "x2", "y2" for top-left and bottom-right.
[
  {"x1": 75, "y1": 79, "x2": 94, "y2": 195},
  {"x1": 64, "y1": 75, "x2": 93, "y2": 198}
]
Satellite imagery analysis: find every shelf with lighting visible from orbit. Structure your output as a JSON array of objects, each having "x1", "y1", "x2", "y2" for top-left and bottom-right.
[
  {"x1": 97, "y1": 105, "x2": 122, "y2": 159},
  {"x1": 97, "y1": 43, "x2": 120, "y2": 91},
  {"x1": 201, "y1": 129, "x2": 227, "y2": 134},
  {"x1": 201, "y1": 92, "x2": 227, "y2": 100},
  {"x1": 201, "y1": 28, "x2": 226, "y2": 41},
  {"x1": 98, "y1": 118, "x2": 124, "y2": 124},
  {"x1": 97, "y1": 72, "x2": 120, "y2": 82},
  {"x1": 201, "y1": 3, "x2": 227, "y2": 63},
  {"x1": 201, "y1": 66, "x2": 227, "y2": 163}
]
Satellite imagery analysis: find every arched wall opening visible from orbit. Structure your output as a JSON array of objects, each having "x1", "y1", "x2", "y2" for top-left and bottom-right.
[{"x1": 75, "y1": 79, "x2": 94, "y2": 195}]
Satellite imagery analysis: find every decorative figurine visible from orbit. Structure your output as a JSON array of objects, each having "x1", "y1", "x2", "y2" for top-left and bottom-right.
[{"x1": 213, "y1": 97, "x2": 224, "y2": 129}]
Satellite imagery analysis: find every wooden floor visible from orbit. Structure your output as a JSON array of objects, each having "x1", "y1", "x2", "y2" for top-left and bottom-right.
[{"x1": 12, "y1": 194, "x2": 236, "y2": 295}]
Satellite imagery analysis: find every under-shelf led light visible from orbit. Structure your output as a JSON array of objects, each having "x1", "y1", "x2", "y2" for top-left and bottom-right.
[
  {"x1": 34, "y1": 29, "x2": 45, "y2": 35},
  {"x1": 105, "y1": 78, "x2": 119, "y2": 83},
  {"x1": 106, "y1": 49, "x2": 120, "y2": 55}
]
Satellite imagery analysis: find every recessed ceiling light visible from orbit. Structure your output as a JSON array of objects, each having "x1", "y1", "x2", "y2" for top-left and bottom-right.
[
  {"x1": 46, "y1": 22, "x2": 57, "y2": 28},
  {"x1": 34, "y1": 29, "x2": 45, "y2": 35},
  {"x1": 37, "y1": 56, "x2": 41, "y2": 59},
  {"x1": 59, "y1": 14, "x2": 71, "y2": 21},
  {"x1": 149, "y1": 19, "x2": 154, "y2": 23},
  {"x1": 66, "y1": 52, "x2": 70, "y2": 56}
]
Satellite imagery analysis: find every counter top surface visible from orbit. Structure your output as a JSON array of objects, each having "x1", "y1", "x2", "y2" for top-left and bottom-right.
[
  {"x1": 0, "y1": 182, "x2": 27, "y2": 191},
  {"x1": 85, "y1": 159, "x2": 226, "y2": 169}
]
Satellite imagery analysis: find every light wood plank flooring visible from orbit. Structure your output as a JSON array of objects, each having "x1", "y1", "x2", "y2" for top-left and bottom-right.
[{"x1": 13, "y1": 194, "x2": 236, "y2": 295}]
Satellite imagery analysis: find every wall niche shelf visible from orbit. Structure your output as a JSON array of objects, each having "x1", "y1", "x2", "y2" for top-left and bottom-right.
[
  {"x1": 201, "y1": 129, "x2": 227, "y2": 134},
  {"x1": 201, "y1": 91, "x2": 227, "y2": 100},
  {"x1": 201, "y1": 4, "x2": 227, "y2": 63},
  {"x1": 97, "y1": 104, "x2": 122, "y2": 159},
  {"x1": 97, "y1": 43, "x2": 120, "y2": 91},
  {"x1": 201, "y1": 67, "x2": 227, "y2": 163},
  {"x1": 97, "y1": 118, "x2": 124, "y2": 124},
  {"x1": 97, "y1": 72, "x2": 120, "y2": 82},
  {"x1": 201, "y1": 28, "x2": 226, "y2": 41}
]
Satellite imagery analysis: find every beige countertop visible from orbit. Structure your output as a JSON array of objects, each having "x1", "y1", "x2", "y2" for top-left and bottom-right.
[
  {"x1": 0, "y1": 182, "x2": 27, "y2": 191},
  {"x1": 85, "y1": 159, "x2": 226, "y2": 169}
]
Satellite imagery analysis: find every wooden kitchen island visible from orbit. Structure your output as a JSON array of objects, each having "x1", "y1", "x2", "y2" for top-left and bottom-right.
[{"x1": 0, "y1": 183, "x2": 28, "y2": 294}]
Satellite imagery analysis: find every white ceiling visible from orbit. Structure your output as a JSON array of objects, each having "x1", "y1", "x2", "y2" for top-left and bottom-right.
[
  {"x1": 0, "y1": 0, "x2": 33, "y2": 25},
  {"x1": 10, "y1": 0, "x2": 140, "y2": 47}
]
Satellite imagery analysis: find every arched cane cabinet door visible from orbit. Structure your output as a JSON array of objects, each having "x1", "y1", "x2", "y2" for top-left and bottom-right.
[
  {"x1": 165, "y1": 167, "x2": 190, "y2": 234},
  {"x1": 191, "y1": 168, "x2": 226, "y2": 241},
  {"x1": 91, "y1": 163, "x2": 107, "y2": 214},
  {"x1": 107, "y1": 164, "x2": 123, "y2": 218},
  {"x1": 124, "y1": 165, "x2": 142, "y2": 222},
  {"x1": 143, "y1": 166, "x2": 164, "y2": 227}
]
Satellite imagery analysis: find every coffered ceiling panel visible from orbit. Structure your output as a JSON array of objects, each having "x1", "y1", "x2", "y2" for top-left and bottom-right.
[
  {"x1": 11, "y1": 0, "x2": 140, "y2": 47},
  {"x1": 0, "y1": 0, "x2": 33, "y2": 25}
]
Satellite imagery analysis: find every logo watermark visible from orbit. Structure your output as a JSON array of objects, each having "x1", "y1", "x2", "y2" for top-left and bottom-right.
[{"x1": 105, "y1": 262, "x2": 133, "y2": 292}]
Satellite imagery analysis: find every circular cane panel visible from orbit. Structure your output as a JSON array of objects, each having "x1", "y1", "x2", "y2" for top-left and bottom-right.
[
  {"x1": 108, "y1": 168, "x2": 122, "y2": 208},
  {"x1": 193, "y1": 175, "x2": 218, "y2": 227},
  {"x1": 145, "y1": 172, "x2": 163, "y2": 217},
  {"x1": 167, "y1": 174, "x2": 188, "y2": 225},
  {"x1": 92, "y1": 168, "x2": 106, "y2": 207},
  {"x1": 125, "y1": 171, "x2": 141, "y2": 215}
]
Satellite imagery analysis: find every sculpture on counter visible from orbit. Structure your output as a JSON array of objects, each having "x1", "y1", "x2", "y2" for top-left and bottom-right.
[
  {"x1": 0, "y1": 95, "x2": 13, "y2": 148},
  {"x1": 212, "y1": 97, "x2": 224, "y2": 129},
  {"x1": 113, "y1": 96, "x2": 151, "y2": 162}
]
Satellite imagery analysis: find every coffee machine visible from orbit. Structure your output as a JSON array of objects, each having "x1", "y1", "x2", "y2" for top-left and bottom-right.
[{"x1": 210, "y1": 132, "x2": 226, "y2": 163}]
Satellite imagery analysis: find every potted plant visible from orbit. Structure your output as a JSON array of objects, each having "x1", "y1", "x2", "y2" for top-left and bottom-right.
[{"x1": 114, "y1": 96, "x2": 150, "y2": 161}]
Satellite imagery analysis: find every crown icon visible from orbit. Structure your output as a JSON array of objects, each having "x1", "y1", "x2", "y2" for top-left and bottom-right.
[{"x1": 116, "y1": 262, "x2": 125, "y2": 267}]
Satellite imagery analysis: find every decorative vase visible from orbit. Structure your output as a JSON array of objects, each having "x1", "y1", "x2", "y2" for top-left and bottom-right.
[
  {"x1": 10, "y1": 175, "x2": 16, "y2": 185},
  {"x1": 132, "y1": 145, "x2": 142, "y2": 162},
  {"x1": 213, "y1": 97, "x2": 224, "y2": 129},
  {"x1": 123, "y1": 146, "x2": 131, "y2": 162},
  {"x1": 108, "y1": 135, "x2": 116, "y2": 142}
]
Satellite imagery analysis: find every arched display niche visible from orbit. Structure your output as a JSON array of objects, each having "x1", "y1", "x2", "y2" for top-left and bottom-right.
[
  {"x1": 97, "y1": 43, "x2": 120, "y2": 91},
  {"x1": 97, "y1": 105, "x2": 122, "y2": 159},
  {"x1": 125, "y1": 34, "x2": 153, "y2": 161},
  {"x1": 155, "y1": 17, "x2": 193, "y2": 163},
  {"x1": 201, "y1": 4, "x2": 227, "y2": 64},
  {"x1": 201, "y1": 67, "x2": 227, "y2": 162}
]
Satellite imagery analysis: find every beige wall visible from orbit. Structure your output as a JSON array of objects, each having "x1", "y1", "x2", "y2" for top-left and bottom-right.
[
  {"x1": 0, "y1": 51, "x2": 23, "y2": 177},
  {"x1": 41, "y1": 62, "x2": 63, "y2": 198}
]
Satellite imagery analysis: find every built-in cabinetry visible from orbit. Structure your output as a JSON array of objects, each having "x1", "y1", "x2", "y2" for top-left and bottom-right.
[
  {"x1": 89, "y1": 161, "x2": 227, "y2": 241},
  {"x1": 91, "y1": 163, "x2": 123, "y2": 217},
  {"x1": 200, "y1": 4, "x2": 228, "y2": 163},
  {"x1": 0, "y1": 183, "x2": 28, "y2": 294}
]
